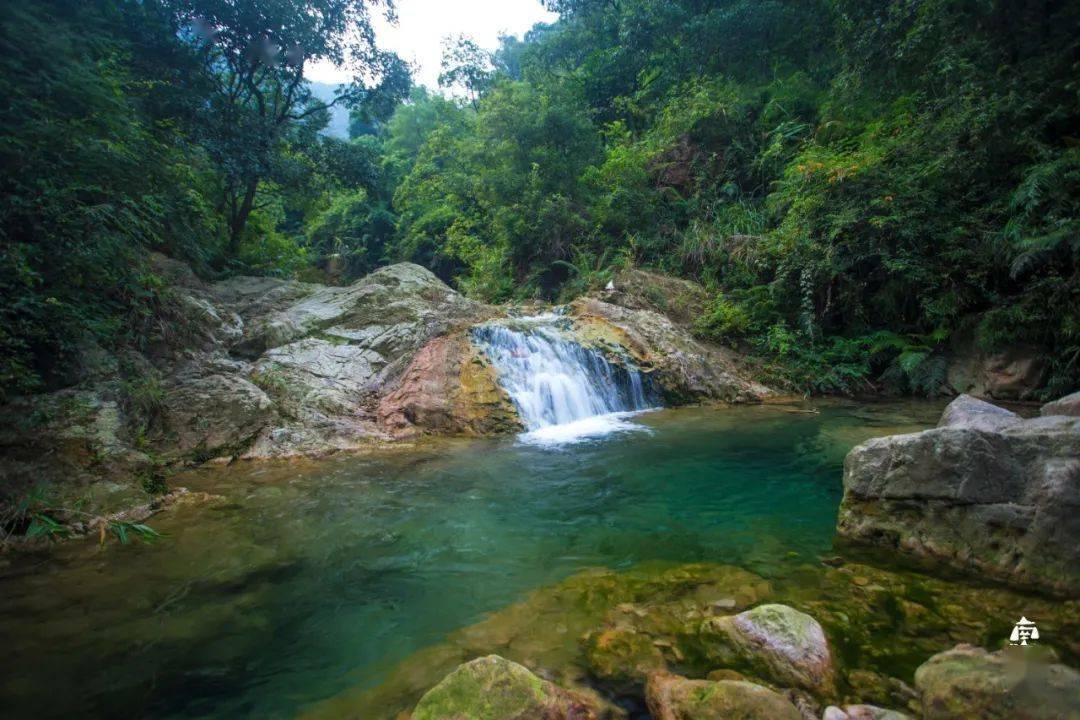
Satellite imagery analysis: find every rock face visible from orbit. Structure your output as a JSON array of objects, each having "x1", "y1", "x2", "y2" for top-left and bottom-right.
[
  {"x1": 914, "y1": 644, "x2": 1080, "y2": 720},
  {"x1": 0, "y1": 259, "x2": 774, "y2": 519},
  {"x1": 837, "y1": 394, "x2": 1080, "y2": 596},
  {"x1": 569, "y1": 297, "x2": 772, "y2": 404},
  {"x1": 378, "y1": 333, "x2": 522, "y2": 438},
  {"x1": 700, "y1": 603, "x2": 836, "y2": 698},
  {"x1": 937, "y1": 394, "x2": 1020, "y2": 432},
  {"x1": 1042, "y1": 390, "x2": 1080, "y2": 417},
  {"x1": 156, "y1": 373, "x2": 275, "y2": 460},
  {"x1": 645, "y1": 671, "x2": 802, "y2": 720},
  {"x1": 411, "y1": 655, "x2": 597, "y2": 720}
]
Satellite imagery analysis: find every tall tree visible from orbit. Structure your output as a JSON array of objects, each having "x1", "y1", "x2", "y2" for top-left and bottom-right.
[{"x1": 170, "y1": 0, "x2": 409, "y2": 256}]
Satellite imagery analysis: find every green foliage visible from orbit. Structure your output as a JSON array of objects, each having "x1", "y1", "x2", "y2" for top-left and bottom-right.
[{"x1": 3, "y1": 0, "x2": 1078, "y2": 401}]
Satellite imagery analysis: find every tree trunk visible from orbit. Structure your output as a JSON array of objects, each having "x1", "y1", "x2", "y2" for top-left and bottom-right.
[{"x1": 227, "y1": 177, "x2": 259, "y2": 257}]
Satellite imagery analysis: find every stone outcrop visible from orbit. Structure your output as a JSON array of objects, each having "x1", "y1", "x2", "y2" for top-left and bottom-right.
[
  {"x1": 410, "y1": 655, "x2": 597, "y2": 720},
  {"x1": 645, "y1": 671, "x2": 803, "y2": 720},
  {"x1": 569, "y1": 297, "x2": 772, "y2": 404},
  {"x1": 700, "y1": 603, "x2": 836, "y2": 698},
  {"x1": 837, "y1": 394, "x2": 1080, "y2": 596},
  {"x1": 914, "y1": 644, "x2": 1080, "y2": 720},
  {"x1": 1042, "y1": 390, "x2": 1080, "y2": 417},
  {"x1": 0, "y1": 258, "x2": 775, "y2": 522},
  {"x1": 378, "y1": 333, "x2": 522, "y2": 438}
]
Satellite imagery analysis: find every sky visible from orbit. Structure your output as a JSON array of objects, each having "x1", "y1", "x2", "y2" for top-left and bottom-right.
[{"x1": 306, "y1": 0, "x2": 557, "y2": 89}]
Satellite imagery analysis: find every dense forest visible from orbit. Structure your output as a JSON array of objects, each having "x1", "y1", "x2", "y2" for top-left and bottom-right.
[{"x1": 2, "y1": 0, "x2": 1078, "y2": 401}]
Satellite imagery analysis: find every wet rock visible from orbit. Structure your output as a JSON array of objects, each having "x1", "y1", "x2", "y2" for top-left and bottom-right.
[
  {"x1": 823, "y1": 705, "x2": 913, "y2": 720},
  {"x1": 411, "y1": 655, "x2": 597, "y2": 720},
  {"x1": 645, "y1": 670, "x2": 802, "y2": 720},
  {"x1": 837, "y1": 398, "x2": 1080, "y2": 596},
  {"x1": 938, "y1": 394, "x2": 1020, "y2": 432},
  {"x1": 569, "y1": 297, "x2": 772, "y2": 404},
  {"x1": 700, "y1": 603, "x2": 836, "y2": 698},
  {"x1": 1042, "y1": 390, "x2": 1080, "y2": 417},
  {"x1": 378, "y1": 334, "x2": 522, "y2": 438},
  {"x1": 583, "y1": 627, "x2": 668, "y2": 690},
  {"x1": 914, "y1": 644, "x2": 1080, "y2": 719}
]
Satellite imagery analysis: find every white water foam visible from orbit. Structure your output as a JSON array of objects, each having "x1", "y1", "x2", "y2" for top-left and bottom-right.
[{"x1": 472, "y1": 314, "x2": 656, "y2": 444}]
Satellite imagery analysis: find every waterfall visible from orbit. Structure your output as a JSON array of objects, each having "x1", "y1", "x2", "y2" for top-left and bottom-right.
[{"x1": 472, "y1": 314, "x2": 652, "y2": 436}]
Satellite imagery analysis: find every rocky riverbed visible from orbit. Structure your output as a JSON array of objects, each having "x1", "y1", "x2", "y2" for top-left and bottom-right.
[{"x1": 0, "y1": 258, "x2": 773, "y2": 526}]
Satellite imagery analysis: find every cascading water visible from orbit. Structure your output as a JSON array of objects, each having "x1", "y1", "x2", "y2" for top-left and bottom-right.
[{"x1": 472, "y1": 314, "x2": 653, "y2": 441}]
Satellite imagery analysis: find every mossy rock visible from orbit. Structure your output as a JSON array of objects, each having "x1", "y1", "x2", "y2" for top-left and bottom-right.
[
  {"x1": 411, "y1": 655, "x2": 597, "y2": 720},
  {"x1": 700, "y1": 603, "x2": 837, "y2": 699},
  {"x1": 645, "y1": 671, "x2": 802, "y2": 720}
]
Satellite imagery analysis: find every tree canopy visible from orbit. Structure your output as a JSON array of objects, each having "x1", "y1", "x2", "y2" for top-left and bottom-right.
[{"x1": 1, "y1": 0, "x2": 1077, "y2": 399}]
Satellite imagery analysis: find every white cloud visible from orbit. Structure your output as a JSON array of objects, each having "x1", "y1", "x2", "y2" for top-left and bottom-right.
[{"x1": 306, "y1": 0, "x2": 556, "y2": 88}]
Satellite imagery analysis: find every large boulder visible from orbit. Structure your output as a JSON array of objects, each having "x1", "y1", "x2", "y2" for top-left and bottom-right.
[
  {"x1": 156, "y1": 373, "x2": 276, "y2": 459},
  {"x1": 938, "y1": 394, "x2": 1020, "y2": 432},
  {"x1": 378, "y1": 334, "x2": 522, "y2": 437},
  {"x1": 222, "y1": 263, "x2": 492, "y2": 366},
  {"x1": 699, "y1": 603, "x2": 836, "y2": 698},
  {"x1": 569, "y1": 297, "x2": 772, "y2": 404},
  {"x1": 945, "y1": 322, "x2": 1048, "y2": 400},
  {"x1": 1042, "y1": 390, "x2": 1080, "y2": 418},
  {"x1": 837, "y1": 395, "x2": 1080, "y2": 596},
  {"x1": 914, "y1": 644, "x2": 1080, "y2": 720},
  {"x1": 411, "y1": 655, "x2": 597, "y2": 720},
  {"x1": 645, "y1": 671, "x2": 803, "y2": 720}
]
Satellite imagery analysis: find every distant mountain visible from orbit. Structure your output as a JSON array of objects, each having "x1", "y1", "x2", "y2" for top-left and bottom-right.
[{"x1": 307, "y1": 81, "x2": 351, "y2": 139}]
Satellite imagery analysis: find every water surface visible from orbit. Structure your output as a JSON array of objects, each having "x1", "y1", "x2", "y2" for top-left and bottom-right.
[{"x1": 0, "y1": 400, "x2": 944, "y2": 718}]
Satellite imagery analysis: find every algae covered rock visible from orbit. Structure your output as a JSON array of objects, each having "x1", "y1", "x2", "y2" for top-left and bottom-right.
[
  {"x1": 914, "y1": 644, "x2": 1080, "y2": 719},
  {"x1": 700, "y1": 603, "x2": 836, "y2": 698},
  {"x1": 645, "y1": 671, "x2": 802, "y2": 720},
  {"x1": 411, "y1": 655, "x2": 597, "y2": 720}
]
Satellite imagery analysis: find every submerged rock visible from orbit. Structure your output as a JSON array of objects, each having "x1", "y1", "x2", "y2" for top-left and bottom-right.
[
  {"x1": 411, "y1": 655, "x2": 597, "y2": 720},
  {"x1": 645, "y1": 671, "x2": 802, "y2": 720},
  {"x1": 914, "y1": 644, "x2": 1080, "y2": 719},
  {"x1": 822, "y1": 704, "x2": 913, "y2": 720},
  {"x1": 837, "y1": 393, "x2": 1080, "y2": 596},
  {"x1": 700, "y1": 603, "x2": 836, "y2": 698}
]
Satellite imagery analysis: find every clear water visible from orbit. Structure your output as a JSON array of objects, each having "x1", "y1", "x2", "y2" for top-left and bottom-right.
[
  {"x1": 471, "y1": 314, "x2": 651, "y2": 432},
  {"x1": 0, "y1": 401, "x2": 944, "y2": 719}
]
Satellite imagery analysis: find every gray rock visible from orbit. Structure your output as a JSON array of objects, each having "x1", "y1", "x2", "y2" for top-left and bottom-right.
[
  {"x1": 700, "y1": 603, "x2": 836, "y2": 697},
  {"x1": 939, "y1": 394, "x2": 1021, "y2": 432},
  {"x1": 914, "y1": 644, "x2": 1080, "y2": 719},
  {"x1": 1042, "y1": 390, "x2": 1080, "y2": 417},
  {"x1": 569, "y1": 297, "x2": 773, "y2": 404},
  {"x1": 838, "y1": 400, "x2": 1080, "y2": 596},
  {"x1": 157, "y1": 374, "x2": 276, "y2": 459}
]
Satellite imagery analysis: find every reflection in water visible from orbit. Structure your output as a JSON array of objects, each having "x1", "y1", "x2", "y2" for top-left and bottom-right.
[{"x1": 0, "y1": 401, "x2": 945, "y2": 718}]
